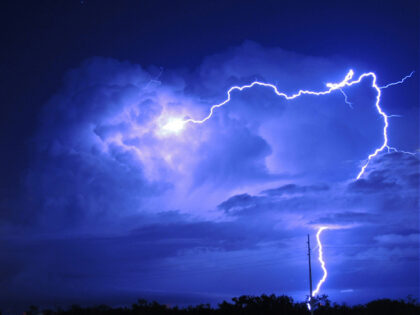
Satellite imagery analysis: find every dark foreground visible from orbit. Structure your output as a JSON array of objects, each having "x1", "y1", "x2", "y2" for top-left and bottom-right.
[{"x1": 11, "y1": 295, "x2": 420, "y2": 315}]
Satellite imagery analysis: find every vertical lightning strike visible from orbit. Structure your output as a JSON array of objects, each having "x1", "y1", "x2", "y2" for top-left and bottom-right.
[
  {"x1": 162, "y1": 70, "x2": 415, "y2": 179},
  {"x1": 313, "y1": 227, "x2": 328, "y2": 297},
  {"x1": 307, "y1": 226, "x2": 329, "y2": 311}
]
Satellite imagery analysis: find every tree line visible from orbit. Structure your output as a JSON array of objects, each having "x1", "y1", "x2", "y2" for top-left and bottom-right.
[{"x1": 12, "y1": 294, "x2": 420, "y2": 315}]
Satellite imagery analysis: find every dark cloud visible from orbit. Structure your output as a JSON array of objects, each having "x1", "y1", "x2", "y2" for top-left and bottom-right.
[
  {"x1": 262, "y1": 183, "x2": 329, "y2": 196},
  {"x1": 0, "y1": 211, "x2": 292, "y2": 306},
  {"x1": 347, "y1": 153, "x2": 419, "y2": 194},
  {"x1": 310, "y1": 211, "x2": 374, "y2": 225},
  {"x1": 347, "y1": 170, "x2": 400, "y2": 193},
  {"x1": 129, "y1": 220, "x2": 264, "y2": 251},
  {"x1": 217, "y1": 194, "x2": 263, "y2": 213}
]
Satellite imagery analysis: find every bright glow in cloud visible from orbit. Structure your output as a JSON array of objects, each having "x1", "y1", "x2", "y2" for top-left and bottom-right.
[{"x1": 162, "y1": 117, "x2": 187, "y2": 134}]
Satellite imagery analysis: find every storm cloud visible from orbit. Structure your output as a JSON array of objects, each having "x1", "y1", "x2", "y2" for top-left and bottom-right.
[{"x1": 1, "y1": 42, "x2": 418, "y2": 309}]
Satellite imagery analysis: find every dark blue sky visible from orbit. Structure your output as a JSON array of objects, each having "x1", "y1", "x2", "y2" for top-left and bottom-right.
[{"x1": 0, "y1": 0, "x2": 419, "y2": 312}]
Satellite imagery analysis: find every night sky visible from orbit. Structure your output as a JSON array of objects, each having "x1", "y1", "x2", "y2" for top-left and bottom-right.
[{"x1": 1, "y1": 0, "x2": 419, "y2": 312}]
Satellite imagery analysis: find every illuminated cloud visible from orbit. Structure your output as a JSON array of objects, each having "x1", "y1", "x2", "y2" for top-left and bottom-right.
[{"x1": 1, "y1": 42, "x2": 417, "y2": 308}]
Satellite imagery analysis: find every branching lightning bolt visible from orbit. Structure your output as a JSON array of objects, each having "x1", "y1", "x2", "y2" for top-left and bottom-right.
[
  {"x1": 162, "y1": 70, "x2": 416, "y2": 179},
  {"x1": 159, "y1": 70, "x2": 415, "y2": 309}
]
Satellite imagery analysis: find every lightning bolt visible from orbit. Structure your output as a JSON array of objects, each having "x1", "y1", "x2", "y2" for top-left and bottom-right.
[
  {"x1": 307, "y1": 226, "x2": 328, "y2": 311},
  {"x1": 158, "y1": 70, "x2": 415, "y2": 308},
  {"x1": 339, "y1": 88, "x2": 353, "y2": 109},
  {"x1": 162, "y1": 70, "x2": 416, "y2": 179},
  {"x1": 378, "y1": 71, "x2": 415, "y2": 89},
  {"x1": 313, "y1": 227, "x2": 328, "y2": 297}
]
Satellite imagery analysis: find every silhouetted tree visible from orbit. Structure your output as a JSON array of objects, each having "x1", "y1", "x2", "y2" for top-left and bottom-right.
[{"x1": 26, "y1": 305, "x2": 39, "y2": 315}]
